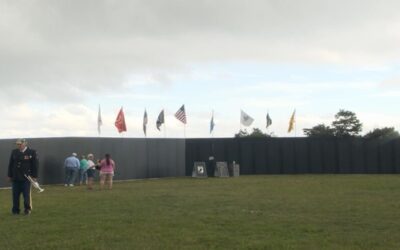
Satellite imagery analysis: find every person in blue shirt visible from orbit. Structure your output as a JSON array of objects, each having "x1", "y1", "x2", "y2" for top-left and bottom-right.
[{"x1": 64, "y1": 153, "x2": 80, "y2": 187}]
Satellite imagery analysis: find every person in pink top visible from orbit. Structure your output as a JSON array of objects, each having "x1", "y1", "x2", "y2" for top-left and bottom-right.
[{"x1": 99, "y1": 154, "x2": 115, "y2": 189}]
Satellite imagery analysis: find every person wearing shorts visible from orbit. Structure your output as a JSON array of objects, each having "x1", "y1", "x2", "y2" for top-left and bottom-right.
[{"x1": 99, "y1": 154, "x2": 115, "y2": 190}]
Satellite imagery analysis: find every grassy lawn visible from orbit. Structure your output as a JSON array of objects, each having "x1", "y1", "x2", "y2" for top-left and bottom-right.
[{"x1": 0, "y1": 175, "x2": 399, "y2": 250}]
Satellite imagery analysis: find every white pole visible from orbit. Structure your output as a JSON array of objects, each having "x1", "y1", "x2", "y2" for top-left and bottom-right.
[
  {"x1": 294, "y1": 110, "x2": 297, "y2": 137},
  {"x1": 239, "y1": 109, "x2": 242, "y2": 133},
  {"x1": 266, "y1": 109, "x2": 269, "y2": 134},
  {"x1": 211, "y1": 110, "x2": 214, "y2": 138},
  {"x1": 164, "y1": 108, "x2": 167, "y2": 138}
]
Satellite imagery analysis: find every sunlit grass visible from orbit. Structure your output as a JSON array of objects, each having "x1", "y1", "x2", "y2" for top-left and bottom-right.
[{"x1": 0, "y1": 175, "x2": 399, "y2": 249}]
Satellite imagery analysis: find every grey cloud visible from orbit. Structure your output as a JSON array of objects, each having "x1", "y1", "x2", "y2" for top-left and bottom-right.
[
  {"x1": 1, "y1": 0, "x2": 400, "y2": 103},
  {"x1": 12, "y1": 0, "x2": 399, "y2": 39}
]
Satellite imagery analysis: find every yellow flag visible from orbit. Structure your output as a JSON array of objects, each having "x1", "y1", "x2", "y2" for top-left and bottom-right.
[{"x1": 288, "y1": 109, "x2": 296, "y2": 133}]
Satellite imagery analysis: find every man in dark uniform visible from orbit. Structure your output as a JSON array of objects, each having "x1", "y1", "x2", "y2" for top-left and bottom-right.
[{"x1": 7, "y1": 138, "x2": 39, "y2": 215}]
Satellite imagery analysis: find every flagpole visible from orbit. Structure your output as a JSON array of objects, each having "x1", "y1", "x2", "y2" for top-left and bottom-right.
[
  {"x1": 266, "y1": 108, "x2": 269, "y2": 134},
  {"x1": 145, "y1": 135, "x2": 149, "y2": 177},
  {"x1": 184, "y1": 124, "x2": 186, "y2": 138},
  {"x1": 164, "y1": 108, "x2": 167, "y2": 138},
  {"x1": 97, "y1": 104, "x2": 102, "y2": 137},
  {"x1": 239, "y1": 109, "x2": 242, "y2": 133},
  {"x1": 144, "y1": 108, "x2": 147, "y2": 139},
  {"x1": 144, "y1": 108, "x2": 146, "y2": 139},
  {"x1": 295, "y1": 111, "x2": 297, "y2": 137},
  {"x1": 98, "y1": 104, "x2": 100, "y2": 137},
  {"x1": 211, "y1": 110, "x2": 214, "y2": 138}
]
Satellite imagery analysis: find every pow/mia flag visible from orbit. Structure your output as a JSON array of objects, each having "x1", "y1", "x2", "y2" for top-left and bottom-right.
[
  {"x1": 240, "y1": 110, "x2": 254, "y2": 127},
  {"x1": 266, "y1": 113, "x2": 272, "y2": 128},
  {"x1": 197, "y1": 166, "x2": 204, "y2": 174},
  {"x1": 192, "y1": 162, "x2": 207, "y2": 178}
]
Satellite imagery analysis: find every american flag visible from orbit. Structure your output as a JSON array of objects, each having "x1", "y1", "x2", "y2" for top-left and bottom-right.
[{"x1": 174, "y1": 105, "x2": 187, "y2": 124}]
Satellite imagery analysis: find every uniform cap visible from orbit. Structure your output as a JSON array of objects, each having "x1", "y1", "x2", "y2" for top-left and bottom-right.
[{"x1": 16, "y1": 138, "x2": 27, "y2": 144}]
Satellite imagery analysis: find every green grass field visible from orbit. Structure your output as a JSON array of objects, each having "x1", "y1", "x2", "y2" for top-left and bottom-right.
[{"x1": 0, "y1": 175, "x2": 399, "y2": 250}]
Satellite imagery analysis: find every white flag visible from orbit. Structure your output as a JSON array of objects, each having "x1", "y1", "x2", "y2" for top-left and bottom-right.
[
  {"x1": 240, "y1": 110, "x2": 254, "y2": 126},
  {"x1": 97, "y1": 105, "x2": 103, "y2": 135}
]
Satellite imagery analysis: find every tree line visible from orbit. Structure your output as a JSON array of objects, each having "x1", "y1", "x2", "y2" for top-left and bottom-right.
[{"x1": 235, "y1": 109, "x2": 399, "y2": 139}]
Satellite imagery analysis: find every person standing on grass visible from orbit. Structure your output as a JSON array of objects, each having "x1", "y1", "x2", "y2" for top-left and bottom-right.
[
  {"x1": 7, "y1": 138, "x2": 38, "y2": 215},
  {"x1": 86, "y1": 153, "x2": 96, "y2": 190},
  {"x1": 79, "y1": 155, "x2": 88, "y2": 185},
  {"x1": 99, "y1": 154, "x2": 116, "y2": 189},
  {"x1": 64, "y1": 153, "x2": 80, "y2": 187}
]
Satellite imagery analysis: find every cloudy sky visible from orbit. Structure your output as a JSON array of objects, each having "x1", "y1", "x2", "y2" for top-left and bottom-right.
[{"x1": 1, "y1": 0, "x2": 400, "y2": 138}]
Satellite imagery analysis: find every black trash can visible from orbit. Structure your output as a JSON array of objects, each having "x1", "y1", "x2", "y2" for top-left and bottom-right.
[{"x1": 207, "y1": 156, "x2": 215, "y2": 177}]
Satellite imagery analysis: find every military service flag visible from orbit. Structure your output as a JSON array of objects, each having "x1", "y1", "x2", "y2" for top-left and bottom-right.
[
  {"x1": 115, "y1": 107, "x2": 127, "y2": 133},
  {"x1": 156, "y1": 110, "x2": 165, "y2": 131}
]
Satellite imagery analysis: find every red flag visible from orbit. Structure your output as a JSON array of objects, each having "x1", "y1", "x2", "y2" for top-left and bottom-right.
[{"x1": 115, "y1": 107, "x2": 127, "y2": 133}]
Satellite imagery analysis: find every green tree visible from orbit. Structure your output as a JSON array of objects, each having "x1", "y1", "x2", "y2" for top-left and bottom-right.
[
  {"x1": 234, "y1": 128, "x2": 271, "y2": 138},
  {"x1": 234, "y1": 129, "x2": 249, "y2": 138},
  {"x1": 250, "y1": 128, "x2": 270, "y2": 137},
  {"x1": 331, "y1": 109, "x2": 362, "y2": 137},
  {"x1": 364, "y1": 127, "x2": 400, "y2": 139},
  {"x1": 303, "y1": 124, "x2": 335, "y2": 137}
]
